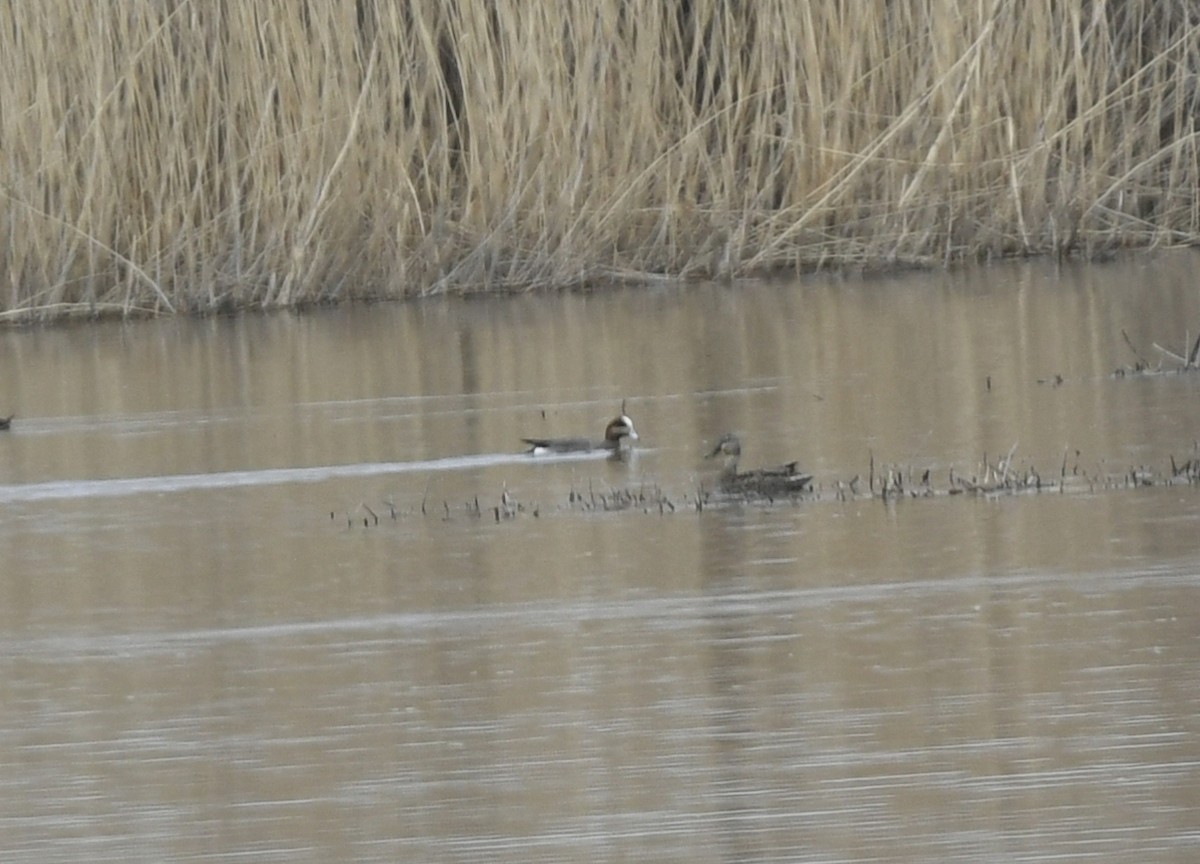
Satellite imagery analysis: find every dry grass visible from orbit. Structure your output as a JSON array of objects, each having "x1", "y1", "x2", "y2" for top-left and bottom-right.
[{"x1": 3, "y1": 1, "x2": 1200, "y2": 319}]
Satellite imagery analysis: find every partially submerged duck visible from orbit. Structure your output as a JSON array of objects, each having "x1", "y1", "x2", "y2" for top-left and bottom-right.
[
  {"x1": 0, "y1": 415, "x2": 12, "y2": 430},
  {"x1": 705, "y1": 432, "x2": 813, "y2": 497},
  {"x1": 523, "y1": 408, "x2": 639, "y2": 455}
]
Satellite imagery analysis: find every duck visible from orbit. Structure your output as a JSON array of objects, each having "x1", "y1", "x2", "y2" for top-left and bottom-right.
[
  {"x1": 522, "y1": 406, "x2": 639, "y2": 455},
  {"x1": 705, "y1": 432, "x2": 813, "y2": 497},
  {"x1": 0, "y1": 415, "x2": 12, "y2": 431}
]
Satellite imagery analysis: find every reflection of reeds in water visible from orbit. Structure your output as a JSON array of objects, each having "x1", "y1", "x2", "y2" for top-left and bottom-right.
[{"x1": 7, "y1": 2, "x2": 1200, "y2": 319}]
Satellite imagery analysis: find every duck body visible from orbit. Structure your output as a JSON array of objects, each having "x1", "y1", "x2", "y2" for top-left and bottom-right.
[
  {"x1": 0, "y1": 415, "x2": 12, "y2": 430},
  {"x1": 523, "y1": 413, "x2": 639, "y2": 455},
  {"x1": 706, "y1": 433, "x2": 812, "y2": 497}
]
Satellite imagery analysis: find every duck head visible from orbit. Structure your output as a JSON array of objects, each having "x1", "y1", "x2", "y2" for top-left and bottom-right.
[
  {"x1": 705, "y1": 432, "x2": 742, "y2": 474},
  {"x1": 604, "y1": 414, "x2": 639, "y2": 447},
  {"x1": 705, "y1": 433, "x2": 742, "y2": 459}
]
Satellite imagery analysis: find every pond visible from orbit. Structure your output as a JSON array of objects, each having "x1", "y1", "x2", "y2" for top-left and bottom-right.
[{"x1": 1, "y1": 253, "x2": 1199, "y2": 862}]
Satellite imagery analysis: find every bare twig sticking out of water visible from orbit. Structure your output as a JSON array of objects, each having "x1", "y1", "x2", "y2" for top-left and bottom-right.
[
  {"x1": 1121, "y1": 329, "x2": 1151, "y2": 370},
  {"x1": 999, "y1": 442, "x2": 1019, "y2": 485},
  {"x1": 330, "y1": 444, "x2": 1200, "y2": 530},
  {"x1": 570, "y1": 483, "x2": 675, "y2": 514},
  {"x1": 1117, "y1": 325, "x2": 1200, "y2": 376},
  {"x1": 1151, "y1": 330, "x2": 1200, "y2": 369},
  {"x1": 1153, "y1": 340, "x2": 1187, "y2": 365},
  {"x1": 1061, "y1": 446, "x2": 1081, "y2": 480},
  {"x1": 1169, "y1": 447, "x2": 1200, "y2": 481}
]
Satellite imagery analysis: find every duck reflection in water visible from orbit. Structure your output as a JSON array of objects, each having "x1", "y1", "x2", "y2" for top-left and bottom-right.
[{"x1": 705, "y1": 432, "x2": 813, "y2": 497}]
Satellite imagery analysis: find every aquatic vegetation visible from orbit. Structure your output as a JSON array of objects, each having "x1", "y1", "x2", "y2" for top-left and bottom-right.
[
  {"x1": 331, "y1": 443, "x2": 1200, "y2": 530},
  {"x1": 1113, "y1": 328, "x2": 1200, "y2": 377},
  {"x1": 5, "y1": 3, "x2": 1200, "y2": 319}
]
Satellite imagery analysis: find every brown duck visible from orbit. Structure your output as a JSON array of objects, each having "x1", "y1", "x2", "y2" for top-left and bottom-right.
[{"x1": 705, "y1": 433, "x2": 813, "y2": 497}]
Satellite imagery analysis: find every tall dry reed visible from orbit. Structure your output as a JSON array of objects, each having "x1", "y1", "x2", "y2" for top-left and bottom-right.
[{"x1": 2, "y1": 1, "x2": 1199, "y2": 319}]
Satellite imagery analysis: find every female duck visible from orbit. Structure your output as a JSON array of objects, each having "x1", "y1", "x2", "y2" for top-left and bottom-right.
[
  {"x1": 705, "y1": 433, "x2": 812, "y2": 497},
  {"x1": 523, "y1": 411, "x2": 639, "y2": 455}
]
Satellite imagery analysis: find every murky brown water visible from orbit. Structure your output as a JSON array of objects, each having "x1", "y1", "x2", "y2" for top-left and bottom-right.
[{"x1": 2, "y1": 254, "x2": 1199, "y2": 862}]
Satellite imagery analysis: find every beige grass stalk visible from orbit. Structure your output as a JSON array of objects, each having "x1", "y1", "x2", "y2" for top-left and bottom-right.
[{"x1": 3, "y1": 1, "x2": 1200, "y2": 319}]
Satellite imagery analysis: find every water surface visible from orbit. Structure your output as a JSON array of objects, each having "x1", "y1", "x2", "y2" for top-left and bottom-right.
[{"x1": 1, "y1": 254, "x2": 1199, "y2": 862}]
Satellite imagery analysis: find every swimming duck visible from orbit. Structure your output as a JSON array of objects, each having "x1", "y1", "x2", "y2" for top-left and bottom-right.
[
  {"x1": 523, "y1": 409, "x2": 639, "y2": 455},
  {"x1": 705, "y1": 432, "x2": 813, "y2": 497},
  {"x1": 0, "y1": 415, "x2": 12, "y2": 431}
]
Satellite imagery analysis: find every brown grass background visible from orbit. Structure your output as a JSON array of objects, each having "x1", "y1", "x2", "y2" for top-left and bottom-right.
[{"x1": 2, "y1": 1, "x2": 1199, "y2": 319}]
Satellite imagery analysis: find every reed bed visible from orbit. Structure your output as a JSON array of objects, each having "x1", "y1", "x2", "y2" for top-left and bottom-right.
[{"x1": 3, "y1": 1, "x2": 1200, "y2": 319}]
